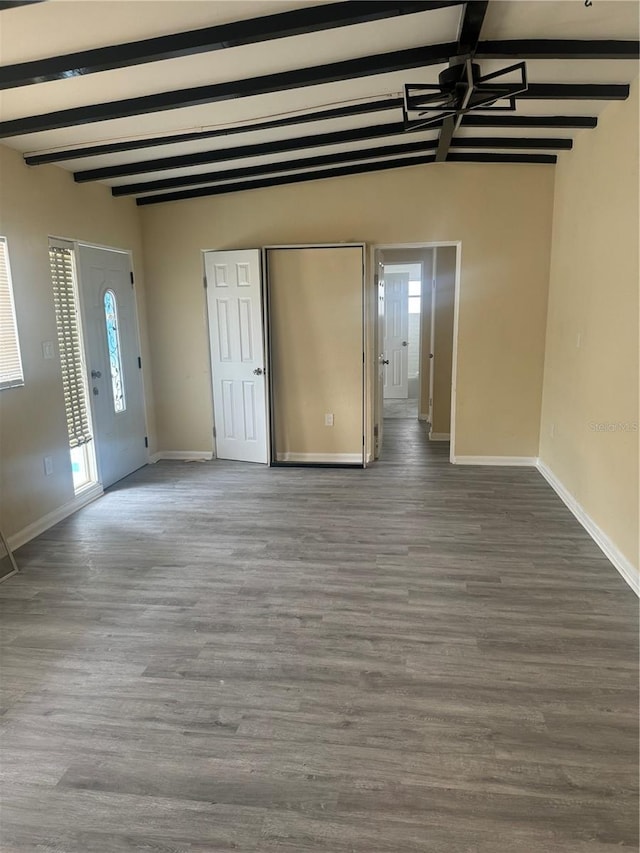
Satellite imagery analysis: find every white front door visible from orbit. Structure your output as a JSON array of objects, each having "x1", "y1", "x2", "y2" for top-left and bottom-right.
[
  {"x1": 204, "y1": 250, "x2": 268, "y2": 464},
  {"x1": 77, "y1": 245, "x2": 147, "y2": 488},
  {"x1": 383, "y1": 271, "x2": 409, "y2": 399}
]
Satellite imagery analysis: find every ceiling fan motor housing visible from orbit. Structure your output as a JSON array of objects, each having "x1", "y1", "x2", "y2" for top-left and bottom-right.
[{"x1": 438, "y1": 59, "x2": 479, "y2": 92}]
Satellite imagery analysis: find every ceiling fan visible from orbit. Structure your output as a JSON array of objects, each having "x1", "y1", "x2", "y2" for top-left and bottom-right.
[{"x1": 403, "y1": 57, "x2": 528, "y2": 132}]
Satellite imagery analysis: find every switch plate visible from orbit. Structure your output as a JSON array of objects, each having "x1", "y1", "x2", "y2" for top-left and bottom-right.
[
  {"x1": 44, "y1": 455, "x2": 54, "y2": 476},
  {"x1": 324, "y1": 413, "x2": 334, "y2": 427},
  {"x1": 42, "y1": 341, "x2": 55, "y2": 360}
]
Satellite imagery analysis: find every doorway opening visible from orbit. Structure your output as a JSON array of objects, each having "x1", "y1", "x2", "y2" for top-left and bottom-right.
[{"x1": 373, "y1": 242, "x2": 461, "y2": 462}]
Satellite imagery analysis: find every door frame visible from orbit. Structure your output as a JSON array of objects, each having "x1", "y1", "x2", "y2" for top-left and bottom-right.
[
  {"x1": 370, "y1": 241, "x2": 462, "y2": 463},
  {"x1": 263, "y1": 243, "x2": 367, "y2": 469}
]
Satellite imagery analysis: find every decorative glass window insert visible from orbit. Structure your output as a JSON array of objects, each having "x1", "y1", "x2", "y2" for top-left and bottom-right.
[
  {"x1": 0, "y1": 237, "x2": 24, "y2": 390},
  {"x1": 103, "y1": 289, "x2": 126, "y2": 413}
]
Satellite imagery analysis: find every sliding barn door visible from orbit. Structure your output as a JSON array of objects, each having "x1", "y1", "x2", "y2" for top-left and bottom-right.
[
  {"x1": 204, "y1": 250, "x2": 268, "y2": 464},
  {"x1": 267, "y1": 245, "x2": 364, "y2": 466}
]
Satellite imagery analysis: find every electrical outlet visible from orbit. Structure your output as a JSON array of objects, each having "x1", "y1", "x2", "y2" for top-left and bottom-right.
[
  {"x1": 324, "y1": 413, "x2": 334, "y2": 427},
  {"x1": 42, "y1": 341, "x2": 55, "y2": 360},
  {"x1": 43, "y1": 455, "x2": 54, "y2": 476}
]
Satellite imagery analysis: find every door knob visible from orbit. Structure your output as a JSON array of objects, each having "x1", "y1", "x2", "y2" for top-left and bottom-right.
[
  {"x1": 382, "y1": 359, "x2": 390, "y2": 365},
  {"x1": 92, "y1": 386, "x2": 99, "y2": 395},
  {"x1": 253, "y1": 367, "x2": 264, "y2": 375},
  {"x1": 402, "y1": 341, "x2": 408, "y2": 347},
  {"x1": 91, "y1": 369, "x2": 102, "y2": 378}
]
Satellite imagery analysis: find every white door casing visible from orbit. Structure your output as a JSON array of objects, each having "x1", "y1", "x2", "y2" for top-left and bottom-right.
[
  {"x1": 428, "y1": 247, "x2": 438, "y2": 430},
  {"x1": 77, "y1": 245, "x2": 147, "y2": 489},
  {"x1": 383, "y1": 271, "x2": 409, "y2": 399},
  {"x1": 375, "y1": 260, "x2": 385, "y2": 458},
  {"x1": 204, "y1": 250, "x2": 268, "y2": 464}
]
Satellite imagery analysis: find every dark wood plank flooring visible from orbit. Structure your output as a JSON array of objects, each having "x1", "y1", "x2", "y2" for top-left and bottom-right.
[{"x1": 1, "y1": 419, "x2": 638, "y2": 852}]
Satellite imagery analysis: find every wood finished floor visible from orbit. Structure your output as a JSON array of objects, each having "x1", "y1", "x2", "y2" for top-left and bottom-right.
[{"x1": 1, "y1": 419, "x2": 638, "y2": 852}]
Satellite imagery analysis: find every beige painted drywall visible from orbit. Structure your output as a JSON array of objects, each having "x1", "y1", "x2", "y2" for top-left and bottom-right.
[
  {"x1": 140, "y1": 162, "x2": 554, "y2": 461},
  {"x1": 539, "y1": 77, "x2": 639, "y2": 575},
  {"x1": 432, "y1": 246, "x2": 456, "y2": 436},
  {"x1": 268, "y1": 247, "x2": 363, "y2": 458},
  {"x1": 0, "y1": 144, "x2": 155, "y2": 541}
]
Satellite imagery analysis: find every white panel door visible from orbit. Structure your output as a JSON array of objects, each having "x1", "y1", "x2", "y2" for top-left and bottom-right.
[
  {"x1": 78, "y1": 245, "x2": 147, "y2": 488},
  {"x1": 383, "y1": 271, "x2": 409, "y2": 399},
  {"x1": 204, "y1": 250, "x2": 268, "y2": 464}
]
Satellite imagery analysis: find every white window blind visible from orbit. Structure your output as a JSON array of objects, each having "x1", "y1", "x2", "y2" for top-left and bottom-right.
[
  {"x1": 50, "y1": 246, "x2": 93, "y2": 448},
  {"x1": 0, "y1": 237, "x2": 25, "y2": 390}
]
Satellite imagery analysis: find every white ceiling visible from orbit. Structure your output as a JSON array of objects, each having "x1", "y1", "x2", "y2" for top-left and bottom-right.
[{"x1": 0, "y1": 0, "x2": 637, "y2": 204}]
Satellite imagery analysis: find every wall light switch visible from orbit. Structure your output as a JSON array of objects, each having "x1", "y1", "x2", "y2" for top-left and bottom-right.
[
  {"x1": 42, "y1": 341, "x2": 55, "y2": 360},
  {"x1": 576, "y1": 332, "x2": 582, "y2": 349},
  {"x1": 550, "y1": 423, "x2": 556, "y2": 439},
  {"x1": 44, "y1": 455, "x2": 54, "y2": 476},
  {"x1": 324, "y1": 413, "x2": 334, "y2": 427}
]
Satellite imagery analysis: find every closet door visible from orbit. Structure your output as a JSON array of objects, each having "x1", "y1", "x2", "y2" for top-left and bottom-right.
[{"x1": 267, "y1": 245, "x2": 364, "y2": 466}]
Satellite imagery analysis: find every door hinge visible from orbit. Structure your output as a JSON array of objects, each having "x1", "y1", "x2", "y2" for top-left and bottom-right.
[
  {"x1": 144, "y1": 436, "x2": 148, "y2": 448},
  {"x1": 137, "y1": 356, "x2": 142, "y2": 369},
  {"x1": 362, "y1": 434, "x2": 365, "y2": 447},
  {"x1": 374, "y1": 424, "x2": 378, "y2": 437},
  {"x1": 212, "y1": 426, "x2": 216, "y2": 438},
  {"x1": 362, "y1": 351, "x2": 365, "y2": 364},
  {"x1": 203, "y1": 275, "x2": 208, "y2": 289},
  {"x1": 130, "y1": 271, "x2": 135, "y2": 286}
]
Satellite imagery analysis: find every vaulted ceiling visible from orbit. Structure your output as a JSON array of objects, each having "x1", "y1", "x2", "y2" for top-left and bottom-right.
[{"x1": 0, "y1": 0, "x2": 638, "y2": 205}]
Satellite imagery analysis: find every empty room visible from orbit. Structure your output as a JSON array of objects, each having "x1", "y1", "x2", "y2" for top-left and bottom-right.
[{"x1": 0, "y1": 1, "x2": 638, "y2": 850}]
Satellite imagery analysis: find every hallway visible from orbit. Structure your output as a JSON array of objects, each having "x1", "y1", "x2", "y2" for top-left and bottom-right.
[{"x1": 0, "y1": 420, "x2": 637, "y2": 852}]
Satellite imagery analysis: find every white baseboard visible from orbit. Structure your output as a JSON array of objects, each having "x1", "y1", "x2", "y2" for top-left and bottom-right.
[
  {"x1": 429, "y1": 432, "x2": 451, "y2": 442},
  {"x1": 7, "y1": 483, "x2": 104, "y2": 551},
  {"x1": 150, "y1": 451, "x2": 213, "y2": 462},
  {"x1": 452, "y1": 455, "x2": 537, "y2": 466},
  {"x1": 537, "y1": 460, "x2": 639, "y2": 597},
  {"x1": 276, "y1": 452, "x2": 363, "y2": 464}
]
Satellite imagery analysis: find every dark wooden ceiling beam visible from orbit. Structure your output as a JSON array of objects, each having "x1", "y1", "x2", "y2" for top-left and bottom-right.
[
  {"x1": 25, "y1": 98, "x2": 404, "y2": 166},
  {"x1": 135, "y1": 151, "x2": 557, "y2": 206},
  {"x1": 25, "y1": 107, "x2": 597, "y2": 168},
  {"x1": 0, "y1": 2, "x2": 464, "y2": 90},
  {"x1": 0, "y1": 43, "x2": 456, "y2": 138},
  {"x1": 476, "y1": 39, "x2": 640, "y2": 59},
  {"x1": 73, "y1": 98, "x2": 592, "y2": 183},
  {"x1": 458, "y1": 0, "x2": 489, "y2": 53},
  {"x1": 74, "y1": 121, "x2": 413, "y2": 182},
  {"x1": 0, "y1": 1, "x2": 43, "y2": 9},
  {"x1": 113, "y1": 135, "x2": 571, "y2": 196}
]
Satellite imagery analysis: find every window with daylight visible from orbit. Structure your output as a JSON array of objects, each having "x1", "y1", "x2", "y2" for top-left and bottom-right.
[
  {"x1": 50, "y1": 245, "x2": 96, "y2": 492},
  {"x1": 103, "y1": 289, "x2": 126, "y2": 413},
  {"x1": 0, "y1": 237, "x2": 24, "y2": 390},
  {"x1": 408, "y1": 279, "x2": 422, "y2": 314}
]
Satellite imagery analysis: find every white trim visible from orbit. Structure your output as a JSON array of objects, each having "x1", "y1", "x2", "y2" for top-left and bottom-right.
[
  {"x1": 537, "y1": 460, "x2": 639, "y2": 597},
  {"x1": 0, "y1": 569, "x2": 19, "y2": 584},
  {"x1": 452, "y1": 455, "x2": 538, "y2": 466},
  {"x1": 149, "y1": 451, "x2": 213, "y2": 462},
  {"x1": 276, "y1": 452, "x2": 363, "y2": 464},
  {"x1": 429, "y1": 432, "x2": 450, "y2": 441},
  {"x1": 7, "y1": 483, "x2": 104, "y2": 551}
]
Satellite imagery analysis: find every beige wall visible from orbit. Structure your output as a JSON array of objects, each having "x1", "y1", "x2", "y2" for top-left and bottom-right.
[
  {"x1": 539, "y1": 78, "x2": 639, "y2": 574},
  {"x1": 268, "y1": 247, "x2": 363, "y2": 459},
  {"x1": 141, "y1": 162, "x2": 554, "y2": 460},
  {"x1": 431, "y1": 246, "x2": 456, "y2": 436},
  {"x1": 0, "y1": 144, "x2": 154, "y2": 541}
]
